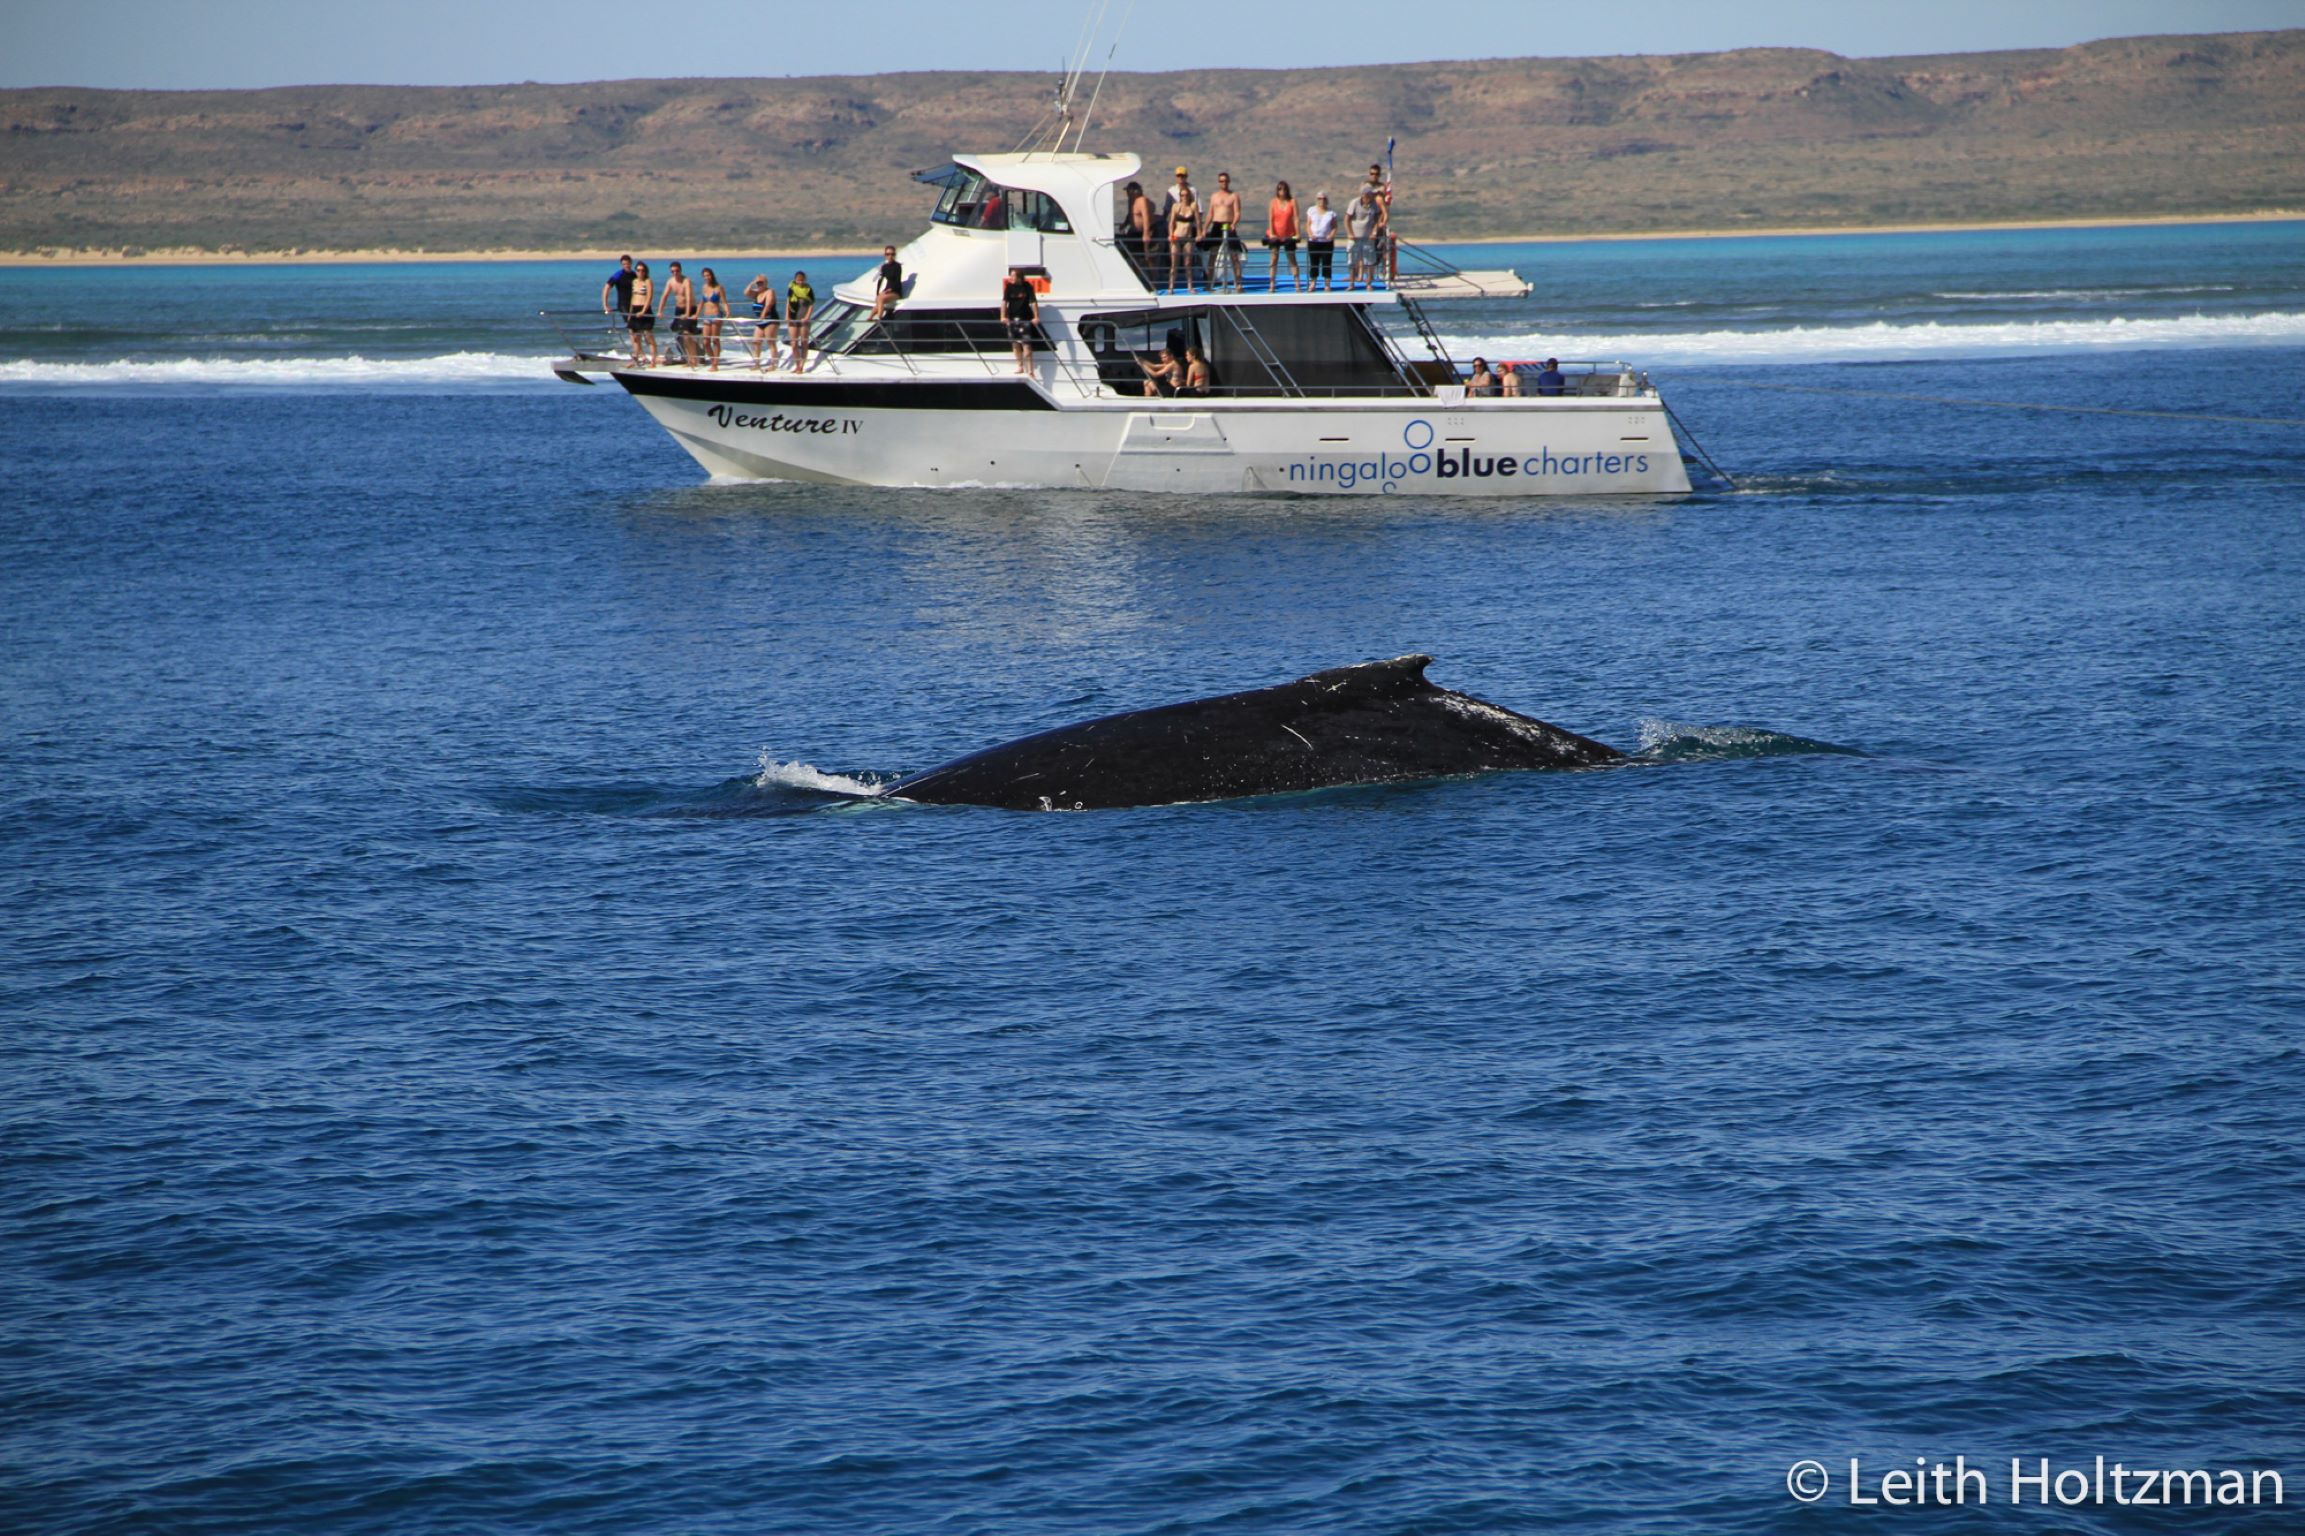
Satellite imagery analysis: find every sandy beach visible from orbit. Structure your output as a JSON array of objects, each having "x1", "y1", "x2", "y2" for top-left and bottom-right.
[{"x1": 1, "y1": 210, "x2": 2296, "y2": 267}]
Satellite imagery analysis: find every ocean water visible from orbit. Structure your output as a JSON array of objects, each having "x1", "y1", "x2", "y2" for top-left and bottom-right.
[{"x1": 3, "y1": 222, "x2": 2303, "y2": 1534}]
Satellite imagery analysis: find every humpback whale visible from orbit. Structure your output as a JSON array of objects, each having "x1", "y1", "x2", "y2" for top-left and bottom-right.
[{"x1": 887, "y1": 655, "x2": 1624, "y2": 810}]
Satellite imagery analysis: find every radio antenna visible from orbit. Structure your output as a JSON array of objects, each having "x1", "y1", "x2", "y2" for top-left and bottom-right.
[{"x1": 1071, "y1": 0, "x2": 1135, "y2": 152}]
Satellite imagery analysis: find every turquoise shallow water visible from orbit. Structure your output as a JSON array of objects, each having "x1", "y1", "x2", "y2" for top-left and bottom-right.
[{"x1": 3, "y1": 222, "x2": 2304, "y2": 1533}]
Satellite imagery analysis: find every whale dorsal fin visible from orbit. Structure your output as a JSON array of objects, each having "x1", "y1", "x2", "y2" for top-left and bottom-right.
[{"x1": 1295, "y1": 654, "x2": 1437, "y2": 698}]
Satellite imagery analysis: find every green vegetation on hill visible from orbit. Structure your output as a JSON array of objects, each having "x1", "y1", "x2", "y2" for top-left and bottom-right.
[{"x1": 2, "y1": 30, "x2": 2300, "y2": 254}]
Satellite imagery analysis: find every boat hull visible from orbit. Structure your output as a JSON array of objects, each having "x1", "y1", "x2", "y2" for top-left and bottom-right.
[{"x1": 615, "y1": 373, "x2": 1691, "y2": 496}]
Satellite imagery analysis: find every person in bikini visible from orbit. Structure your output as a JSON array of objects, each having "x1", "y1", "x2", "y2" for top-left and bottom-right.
[
  {"x1": 785, "y1": 271, "x2": 815, "y2": 372},
  {"x1": 1160, "y1": 166, "x2": 1199, "y2": 291},
  {"x1": 1263, "y1": 181, "x2": 1302, "y2": 291},
  {"x1": 1138, "y1": 340, "x2": 1185, "y2": 398},
  {"x1": 744, "y1": 275, "x2": 778, "y2": 369},
  {"x1": 660, "y1": 260, "x2": 699, "y2": 367},
  {"x1": 696, "y1": 267, "x2": 729, "y2": 370},
  {"x1": 626, "y1": 261, "x2": 657, "y2": 366},
  {"x1": 1203, "y1": 172, "x2": 1244, "y2": 291},
  {"x1": 1181, "y1": 342, "x2": 1211, "y2": 397}
]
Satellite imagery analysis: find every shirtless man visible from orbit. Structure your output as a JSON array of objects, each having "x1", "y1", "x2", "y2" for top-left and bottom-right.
[
  {"x1": 871, "y1": 245, "x2": 903, "y2": 321},
  {"x1": 1121, "y1": 180, "x2": 1155, "y2": 283},
  {"x1": 1204, "y1": 172, "x2": 1244, "y2": 291},
  {"x1": 659, "y1": 260, "x2": 699, "y2": 366}
]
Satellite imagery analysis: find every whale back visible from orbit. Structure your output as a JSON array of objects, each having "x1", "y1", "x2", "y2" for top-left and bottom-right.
[{"x1": 888, "y1": 655, "x2": 1623, "y2": 811}]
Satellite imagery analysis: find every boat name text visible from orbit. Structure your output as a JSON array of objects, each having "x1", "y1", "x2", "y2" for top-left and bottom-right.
[{"x1": 707, "y1": 405, "x2": 860, "y2": 435}]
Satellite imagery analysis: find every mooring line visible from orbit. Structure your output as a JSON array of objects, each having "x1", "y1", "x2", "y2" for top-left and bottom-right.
[
  {"x1": 1736, "y1": 382, "x2": 2305, "y2": 429},
  {"x1": 1661, "y1": 396, "x2": 1738, "y2": 490}
]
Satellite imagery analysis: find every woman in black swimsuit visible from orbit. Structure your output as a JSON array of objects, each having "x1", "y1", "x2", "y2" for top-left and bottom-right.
[{"x1": 627, "y1": 261, "x2": 657, "y2": 367}]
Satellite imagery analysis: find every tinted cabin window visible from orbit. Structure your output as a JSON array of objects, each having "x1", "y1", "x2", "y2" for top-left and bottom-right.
[{"x1": 1210, "y1": 305, "x2": 1403, "y2": 394}]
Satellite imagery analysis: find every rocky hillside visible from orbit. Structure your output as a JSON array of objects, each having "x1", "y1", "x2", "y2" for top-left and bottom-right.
[{"x1": 3, "y1": 29, "x2": 2299, "y2": 254}]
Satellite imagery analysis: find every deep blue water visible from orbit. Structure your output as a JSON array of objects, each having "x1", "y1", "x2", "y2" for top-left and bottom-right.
[{"x1": 4, "y1": 223, "x2": 2304, "y2": 1533}]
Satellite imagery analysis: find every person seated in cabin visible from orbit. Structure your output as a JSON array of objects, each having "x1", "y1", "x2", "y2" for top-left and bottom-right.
[
  {"x1": 1180, "y1": 342, "x2": 1212, "y2": 397},
  {"x1": 1534, "y1": 357, "x2": 1566, "y2": 396},
  {"x1": 1499, "y1": 361, "x2": 1522, "y2": 397},
  {"x1": 872, "y1": 245, "x2": 904, "y2": 321},
  {"x1": 1138, "y1": 342, "x2": 1185, "y2": 398},
  {"x1": 745, "y1": 275, "x2": 779, "y2": 369},
  {"x1": 977, "y1": 187, "x2": 1006, "y2": 230},
  {"x1": 1467, "y1": 357, "x2": 1499, "y2": 397}
]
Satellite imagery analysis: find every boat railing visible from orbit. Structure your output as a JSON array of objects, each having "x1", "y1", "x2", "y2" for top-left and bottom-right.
[
  {"x1": 540, "y1": 308, "x2": 793, "y2": 368},
  {"x1": 1091, "y1": 233, "x2": 1475, "y2": 297}
]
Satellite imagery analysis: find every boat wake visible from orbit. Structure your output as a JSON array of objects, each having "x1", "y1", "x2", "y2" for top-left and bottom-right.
[
  {"x1": 0, "y1": 350, "x2": 563, "y2": 390},
  {"x1": 1439, "y1": 310, "x2": 2305, "y2": 367}
]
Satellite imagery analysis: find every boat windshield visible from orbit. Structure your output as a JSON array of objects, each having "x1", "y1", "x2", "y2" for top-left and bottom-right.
[
  {"x1": 924, "y1": 166, "x2": 1072, "y2": 233},
  {"x1": 810, "y1": 301, "x2": 873, "y2": 356}
]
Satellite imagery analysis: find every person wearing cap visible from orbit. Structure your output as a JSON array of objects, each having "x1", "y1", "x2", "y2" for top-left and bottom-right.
[
  {"x1": 1535, "y1": 357, "x2": 1566, "y2": 397},
  {"x1": 1160, "y1": 166, "x2": 1199, "y2": 290}
]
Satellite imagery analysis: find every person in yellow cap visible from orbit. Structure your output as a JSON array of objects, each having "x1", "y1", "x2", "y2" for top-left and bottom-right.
[{"x1": 1160, "y1": 165, "x2": 1199, "y2": 290}]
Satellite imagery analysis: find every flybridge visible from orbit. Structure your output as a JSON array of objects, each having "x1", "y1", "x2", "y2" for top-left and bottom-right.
[{"x1": 878, "y1": 151, "x2": 1530, "y2": 309}]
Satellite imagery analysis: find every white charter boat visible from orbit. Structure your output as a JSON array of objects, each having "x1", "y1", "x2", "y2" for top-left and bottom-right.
[{"x1": 550, "y1": 151, "x2": 1692, "y2": 496}]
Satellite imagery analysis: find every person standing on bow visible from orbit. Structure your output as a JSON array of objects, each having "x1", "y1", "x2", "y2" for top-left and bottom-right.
[
  {"x1": 1002, "y1": 266, "x2": 1041, "y2": 376},
  {"x1": 659, "y1": 260, "x2": 699, "y2": 367},
  {"x1": 626, "y1": 260, "x2": 657, "y2": 367},
  {"x1": 744, "y1": 275, "x2": 778, "y2": 370},
  {"x1": 785, "y1": 271, "x2": 815, "y2": 372}
]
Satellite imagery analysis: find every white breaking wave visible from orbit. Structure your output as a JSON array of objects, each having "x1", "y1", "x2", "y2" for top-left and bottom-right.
[
  {"x1": 1438, "y1": 310, "x2": 2305, "y2": 367},
  {"x1": 0, "y1": 350, "x2": 564, "y2": 389},
  {"x1": 753, "y1": 752, "x2": 885, "y2": 798}
]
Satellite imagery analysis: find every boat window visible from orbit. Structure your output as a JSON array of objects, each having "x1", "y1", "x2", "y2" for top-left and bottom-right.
[
  {"x1": 810, "y1": 301, "x2": 873, "y2": 357},
  {"x1": 925, "y1": 169, "x2": 1067, "y2": 232},
  {"x1": 930, "y1": 169, "x2": 992, "y2": 227},
  {"x1": 1079, "y1": 303, "x2": 1408, "y2": 396},
  {"x1": 1009, "y1": 191, "x2": 1073, "y2": 234}
]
